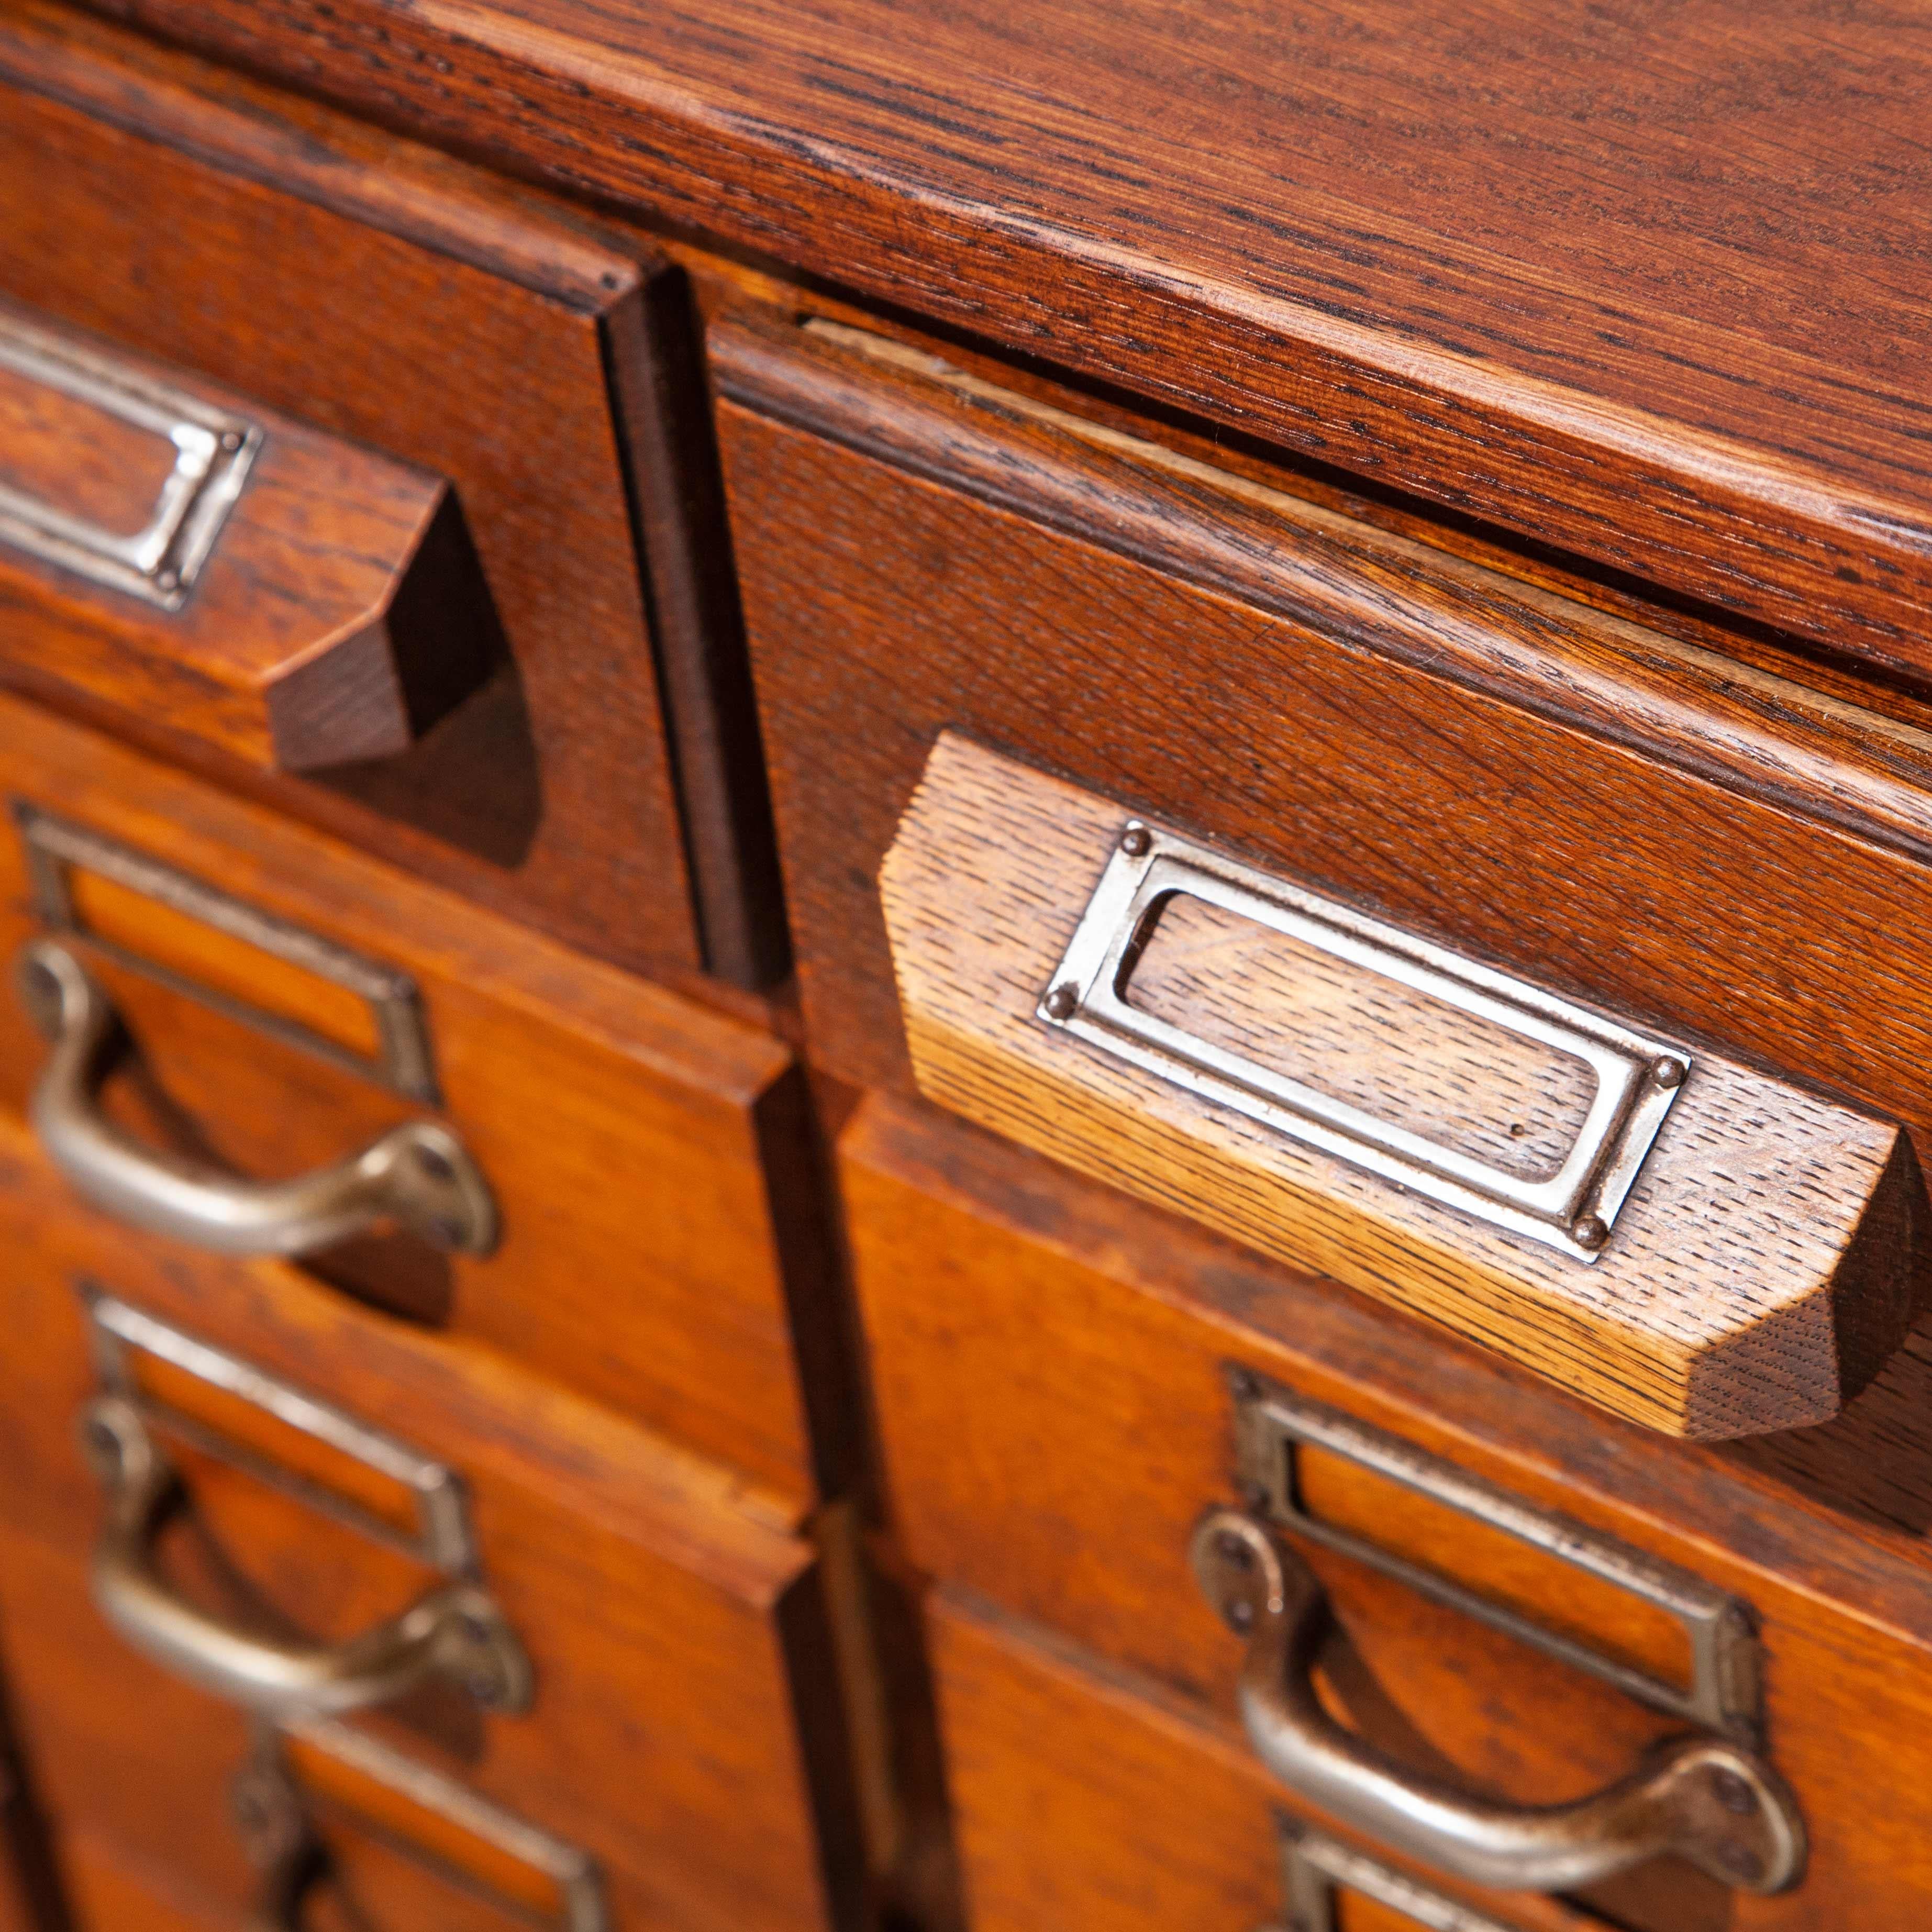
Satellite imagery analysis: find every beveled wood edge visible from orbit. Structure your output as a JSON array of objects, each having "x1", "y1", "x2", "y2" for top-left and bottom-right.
[
  {"x1": 710, "y1": 309, "x2": 1932, "y2": 878},
  {"x1": 0, "y1": 0, "x2": 658, "y2": 310}
]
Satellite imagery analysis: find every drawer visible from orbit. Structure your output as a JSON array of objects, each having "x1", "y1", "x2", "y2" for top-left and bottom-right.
[
  {"x1": 0, "y1": 1117, "x2": 862, "y2": 1932},
  {"x1": 842, "y1": 1093, "x2": 1932, "y2": 1926},
  {"x1": 0, "y1": 3, "x2": 782, "y2": 986},
  {"x1": 0, "y1": 689, "x2": 835, "y2": 1508},
  {"x1": 716, "y1": 309, "x2": 1932, "y2": 1435},
  {"x1": 931, "y1": 1589, "x2": 1734, "y2": 1932}
]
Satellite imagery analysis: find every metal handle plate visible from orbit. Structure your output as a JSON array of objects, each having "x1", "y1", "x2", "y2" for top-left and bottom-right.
[
  {"x1": 1039, "y1": 817, "x2": 1687, "y2": 1260},
  {"x1": 0, "y1": 305, "x2": 258, "y2": 608},
  {"x1": 79, "y1": 1292, "x2": 531, "y2": 1722},
  {"x1": 1191, "y1": 1509, "x2": 1803, "y2": 1895},
  {"x1": 19, "y1": 940, "x2": 495, "y2": 1258}
]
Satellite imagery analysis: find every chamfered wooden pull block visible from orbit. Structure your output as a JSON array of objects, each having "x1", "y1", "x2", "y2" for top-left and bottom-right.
[
  {"x1": 0, "y1": 301, "x2": 491, "y2": 771},
  {"x1": 880, "y1": 732, "x2": 1927, "y2": 1438}
]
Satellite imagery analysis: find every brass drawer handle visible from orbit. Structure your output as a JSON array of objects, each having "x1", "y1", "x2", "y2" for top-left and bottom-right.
[
  {"x1": 81, "y1": 1393, "x2": 530, "y2": 1722},
  {"x1": 1189, "y1": 1508, "x2": 1804, "y2": 1896},
  {"x1": 18, "y1": 939, "x2": 496, "y2": 1258}
]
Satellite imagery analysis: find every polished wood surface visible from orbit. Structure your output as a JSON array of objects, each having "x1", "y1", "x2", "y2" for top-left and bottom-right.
[
  {"x1": 881, "y1": 732, "x2": 1923, "y2": 1438},
  {"x1": 94, "y1": 0, "x2": 1932, "y2": 683},
  {"x1": 718, "y1": 313, "x2": 1932, "y2": 1184},
  {"x1": 842, "y1": 1093, "x2": 1932, "y2": 1926},
  {"x1": 0, "y1": 1115, "x2": 863, "y2": 1932},
  {"x1": 8, "y1": 3, "x2": 1932, "y2": 1925},
  {"x1": 0, "y1": 300, "x2": 491, "y2": 773},
  {"x1": 0, "y1": 1, "x2": 780, "y2": 985},
  {"x1": 0, "y1": 690, "x2": 830, "y2": 1507}
]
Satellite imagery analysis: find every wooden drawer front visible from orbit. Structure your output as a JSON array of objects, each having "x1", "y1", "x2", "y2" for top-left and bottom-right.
[
  {"x1": 716, "y1": 310, "x2": 1932, "y2": 1425},
  {"x1": 58, "y1": 1830, "x2": 229, "y2": 1932},
  {"x1": 0, "y1": 3, "x2": 780, "y2": 987},
  {"x1": 0, "y1": 690, "x2": 824, "y2": 1508},
  {"x1": 0, "y1": 1118, "x2": 858, "y2": 1932},
  {"x1": 843, "y1": 1096, "x2": 1932, "y2": 1926},
  {"x1": 931, "y1": 1591, "x2": 1736, "y2": 1932}
]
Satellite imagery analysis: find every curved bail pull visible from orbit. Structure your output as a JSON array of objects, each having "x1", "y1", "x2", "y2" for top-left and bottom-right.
[
  {"x1": 81, "y1": 1396, "x2": 531, "y2": 1720},
  {"x1": 18, "y1": 939, "x2": 496, "y2": 1258},
  {"x1": 1189, "y1": 1507, "x2": 1805, "y2": 1896}
]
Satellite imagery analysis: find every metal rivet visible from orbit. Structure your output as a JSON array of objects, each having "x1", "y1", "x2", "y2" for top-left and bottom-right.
[
  {"x1": 1228, "y1": 1598, "x2": 1254, "y2": 1634},
  {"x1": 1652, "y1": 1056, "x2": 1687, "y2": 1090},
  {"x1": 1043, "y1": 984, "x2": 1079, "y2": 1021},
  {"x1": 154, "y1": 568, "x2": 180, "y2": 592},
  {"x1": 1711, "y1": 1767, "x2": 1758, "y2": 1815},
  {"x1": 1570, "y1": 1213, "x2": 1608, "y2": 1251},
  {"x1": 219, "y1": 429, "x2": 245, "y2": 453},
  {"x1": 1119, "y1": 824, "x2": 1152, "y2": 857}
]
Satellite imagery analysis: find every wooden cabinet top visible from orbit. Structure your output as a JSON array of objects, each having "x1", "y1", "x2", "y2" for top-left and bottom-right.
[{"x1": 76, "y1": 0, "x2": 1932, "y2": 680}]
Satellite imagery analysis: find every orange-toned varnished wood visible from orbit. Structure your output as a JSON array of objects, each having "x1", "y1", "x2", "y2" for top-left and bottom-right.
[
  {"x1": 60, "y1": 1827, "x2": 226, "y2": 1932},
  {"x1": 0, "y1": 1114, "x2": 865, "y2": 1932},
  {"x1": 930, "y1": 1590, "x2": 1685, "y2": 1932},
  {"x1": 842, "y1": 1094, "x2": 1932, "y2": 1928},
  {"x1": 714, "y1": 314, "x2": 1932, "y2": 1199},
  {"x1": 880, "y1": 732, "x2": 1925, "y2": 1439},
  {"x1": 94, "y1": 0, "x2": 1932, "y2": 689},
  {"x1": 0, "y1": 300, "x2": 493, "y2": 773},
  {"x1": 0, "y1": 689, "x2": 835, "y2": 1508},
  {"x1": 0, "y1": 2, "x2": 783, "y2": 986}
]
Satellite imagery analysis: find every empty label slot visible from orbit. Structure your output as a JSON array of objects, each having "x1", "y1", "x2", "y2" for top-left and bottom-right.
[{"x1": 1125, "y1": 892, "x2": 1597, "y2": 1183}]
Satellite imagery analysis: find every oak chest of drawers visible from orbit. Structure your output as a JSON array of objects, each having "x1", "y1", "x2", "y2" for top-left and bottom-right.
[{"x1": 5, "y1": 2, "x2": 1932, "y2": 1929}]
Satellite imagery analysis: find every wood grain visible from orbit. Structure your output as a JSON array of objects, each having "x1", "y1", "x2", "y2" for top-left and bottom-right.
[
  {"x1": 87, "y1": 0, "x2": 1932, "y2": 685},
  {"x1": 842, "y1": 1094, "x2": 1932, "y2": 1930},
  {"x1": 715, "y1": 313, "x2": 1932, "y2": 1210},
  {"x1": 0, "y1": 2, "x2": 775, "y2": 986},
  {"x1": 0, "y1": 689, "x2": 828, "y2": 1508},
  {"x1": 0, "y1": 300, "x2": 493, "y2": 773},
  {"x1": 0, "y1": 1114, "x2": 864, "y2": 1932},
  {"x1": 880, "y1": 732, "x2": 1923, "y2": 1438}
]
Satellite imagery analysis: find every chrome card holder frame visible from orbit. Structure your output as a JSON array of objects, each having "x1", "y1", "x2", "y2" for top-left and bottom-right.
[
  {"x1": 1039, "y1": 818, "x2": 1690, "y2": 1260},
  {"x1": 0, "y1": 305, "x2": 259, "y2": 609}
]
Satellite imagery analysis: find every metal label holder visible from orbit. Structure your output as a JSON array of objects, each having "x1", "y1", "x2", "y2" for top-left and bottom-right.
[
  {"x1": 0, "y1": 305, "x2": 259, "y2": 609},
  {"x1": 14, "y1": 803, "x2": 439, "y2": 1103},
  {"x1": 1274, "y1": 1820, "x2": 1524, "y2": 1932},
  {"x1": 83, "y1": 1286, "x2": 475, "y2": 1576},
  {"x1": 236, "y1": 1717, "x2": 608, "y2": 1932},
  {"x1": 1230, "y1": 1369, "x2": 1762, "y2": 1746},
  {"x1": 1039, "y1": 818, "x2": 1689, "y2": 1260}
]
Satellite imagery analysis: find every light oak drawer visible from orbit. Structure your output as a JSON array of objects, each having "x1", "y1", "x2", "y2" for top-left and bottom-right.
[
  {"x1": 842, "y1": 1094, "x2": 1932, "y2": 1928},
  {"x1": 0, "y1": 3, "x2": 781, "y2": 986},
  {"x1": 0, "y1": 690, "x2": 836, "y2": 1508},
  {"x1": 0, "y1": 1115, "x2": 861, "y2": 1932},
  {"x1": 717, "y1": 309, "x2": 1932, "y2": 1435}
]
